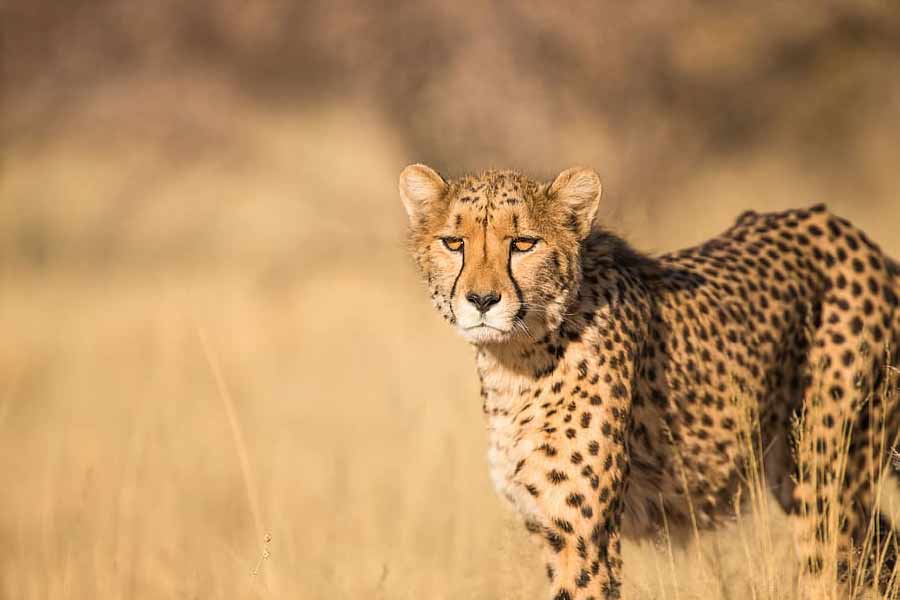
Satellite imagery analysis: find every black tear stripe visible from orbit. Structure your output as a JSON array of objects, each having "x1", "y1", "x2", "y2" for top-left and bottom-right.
[
  {"x1": 482, "y1": 201, "x2": 489, "y2": 258},
  {"x1": 508, "y1": 243, "x2": 528, "y2": 321},
  {"x1": 449, "y1": 249, "x2": 465, "y2": 323}
]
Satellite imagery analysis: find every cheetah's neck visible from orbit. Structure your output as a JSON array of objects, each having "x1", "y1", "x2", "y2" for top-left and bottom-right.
[{"x1": 475, "y1": 345, "x2": 536, "y2": 416}]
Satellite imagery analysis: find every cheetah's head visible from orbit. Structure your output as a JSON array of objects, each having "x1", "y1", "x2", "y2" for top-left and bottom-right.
[{"x1": 399, "y1": 165, "x2": 601, "y2": 345}]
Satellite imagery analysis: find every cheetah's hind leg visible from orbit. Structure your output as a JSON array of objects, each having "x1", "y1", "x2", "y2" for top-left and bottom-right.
[{"x1": 785, "y1": 301, "x2": 900, "y2": 597}]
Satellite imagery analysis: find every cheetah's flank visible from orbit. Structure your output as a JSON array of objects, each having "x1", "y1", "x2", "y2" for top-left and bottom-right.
[{"x1": 398, "y1": 164, "x2": 900, "y2": 599}]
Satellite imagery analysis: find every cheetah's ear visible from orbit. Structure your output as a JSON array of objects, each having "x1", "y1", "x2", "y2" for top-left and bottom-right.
[
  {"x1": 548, "y1": 167, "x2": 602, "y2": 238},
  {"x1": 399, "y1": 164, "x2": 447, "y2": 224}
]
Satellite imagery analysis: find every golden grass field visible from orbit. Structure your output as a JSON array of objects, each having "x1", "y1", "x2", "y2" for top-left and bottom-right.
[
  {"x1": 3, "y1": 3, "x2": 900, "y2": 598},
  {"x1": 2, "y1": 96, "x2": 899, "y2": 599}
]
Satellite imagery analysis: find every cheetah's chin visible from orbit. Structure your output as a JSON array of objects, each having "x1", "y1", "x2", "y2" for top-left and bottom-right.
[{"x1": 459, "y1": 323, "x2": 513, "y2": 345}]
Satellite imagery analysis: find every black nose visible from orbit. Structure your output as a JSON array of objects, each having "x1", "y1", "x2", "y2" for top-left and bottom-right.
[{"x1": 466, "y1": 291, "x2": 501, "y2": 313}]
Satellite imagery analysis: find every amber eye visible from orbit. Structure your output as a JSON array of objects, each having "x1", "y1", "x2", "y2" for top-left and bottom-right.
[
  {"x1": 512, "y1": 237, "x2": 538, "y2": 253},
  {"x1": 442, "y1": 237, "x2": 464, "y2": 252}
]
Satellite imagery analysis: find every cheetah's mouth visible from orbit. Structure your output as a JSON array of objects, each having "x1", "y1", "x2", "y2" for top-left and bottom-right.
[{"x1": 464, "y1": 323, "x2": 508, "y2": 333}]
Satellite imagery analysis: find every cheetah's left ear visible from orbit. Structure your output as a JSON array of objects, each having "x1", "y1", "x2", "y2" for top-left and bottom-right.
[{"x1": 548, "y1": 167, "x2": 602, "y2": 238}]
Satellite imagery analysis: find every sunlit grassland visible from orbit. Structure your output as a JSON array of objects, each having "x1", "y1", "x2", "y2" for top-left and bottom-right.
[{"x1": 2, "y1": 91, "x2": 900, "y2": 599}]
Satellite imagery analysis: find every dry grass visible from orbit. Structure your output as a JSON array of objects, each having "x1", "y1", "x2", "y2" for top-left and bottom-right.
[
  {"x1": 3, "y1": 6, "x2": 900, "y2": 594},
  {"x1": 2, "y1": 113, "x2": 898, "y2": 598}
]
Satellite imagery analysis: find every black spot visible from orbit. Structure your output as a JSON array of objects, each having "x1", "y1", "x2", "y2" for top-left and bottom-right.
[
  {"x1": 827, "y1": 220, "x2": 841, "y2": 237},
  {"x1": 576, "y1": 569, "x2": 591, "y2": 588},
  {"x1": 555, "y1": 518, "x2": 574, "y2": 534},
  {"x1": 567, "y1": 493, "x2": 584, "y2": 507},
  {"x1": 577, "y1": 536, "x2": 588, "y2": 559},
  {"x1": 599, "y1": 487, "x2": 610, "y2": 503},
  {"x1": 807, "y1": 555, "x2": 824, "y2": 575},
  {"x1": 577, "y1": 360, "x2": 589, "y2": 380},
  {"x1": 547, "y1": 531, "x2": 566, "y2": 552},
  {"x1": 548, "y1": 470, "x2": 568, "y2": 484},
  {"x1": 539, "y1": 444, "x2": 558, "y2": 457},
  {"x1": 841, "y1": 350, "x2": 854, "y2": 367},
  {"x1": 591, "y1": 523, "x2": 604, "y2": 545},
  {"x1": 868, "y1": 277, "x2": 880, "y2": 294}
]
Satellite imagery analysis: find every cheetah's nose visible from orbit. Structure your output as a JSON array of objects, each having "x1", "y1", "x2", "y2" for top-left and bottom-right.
[{"x1": 466, "y1": 291, "x2": 501, "y2": 313}]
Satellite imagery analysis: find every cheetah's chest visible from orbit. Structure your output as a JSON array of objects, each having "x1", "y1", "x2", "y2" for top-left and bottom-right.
[
  {"x1": 479, "y1": 360, "x2": 545, "y2": 520},
  {"x1": 487, "y1": 415, "x2": 534, "y2": 505}
]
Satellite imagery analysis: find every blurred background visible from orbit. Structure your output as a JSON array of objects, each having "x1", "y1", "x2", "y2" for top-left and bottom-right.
[{"x1": 2, "y1": 2, "x2": 900, "y2": 598}]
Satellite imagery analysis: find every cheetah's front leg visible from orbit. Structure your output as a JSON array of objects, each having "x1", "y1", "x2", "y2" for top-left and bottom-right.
[
  {"x1": 525, "y1": 399, "x2": 630, "y2": 600},
  {"x1": 535, "y1": 458, "x2": 627, "y2": 600}
]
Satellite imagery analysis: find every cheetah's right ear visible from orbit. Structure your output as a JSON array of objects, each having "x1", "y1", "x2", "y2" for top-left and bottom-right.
[{"x1": 399, "y1": 164, "x2": 447, "y2": 224}]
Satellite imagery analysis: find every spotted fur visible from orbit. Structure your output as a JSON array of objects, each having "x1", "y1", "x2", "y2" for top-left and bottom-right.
[{"x1": 398, "y1": 165, "x2": 900, "y2": 598}]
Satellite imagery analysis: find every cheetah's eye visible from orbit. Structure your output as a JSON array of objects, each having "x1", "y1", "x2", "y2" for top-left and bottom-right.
[
  {"x1": 441, "y1": 237, "x2": 464, "y2": 252},
  {"x1": 512, "y1": 237, "x2": 539, "y2": 253}
]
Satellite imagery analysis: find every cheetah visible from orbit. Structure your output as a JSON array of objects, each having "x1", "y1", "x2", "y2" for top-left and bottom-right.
[{"x1": 398, "y1": 164, "x2": 900, "y2": 599}]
